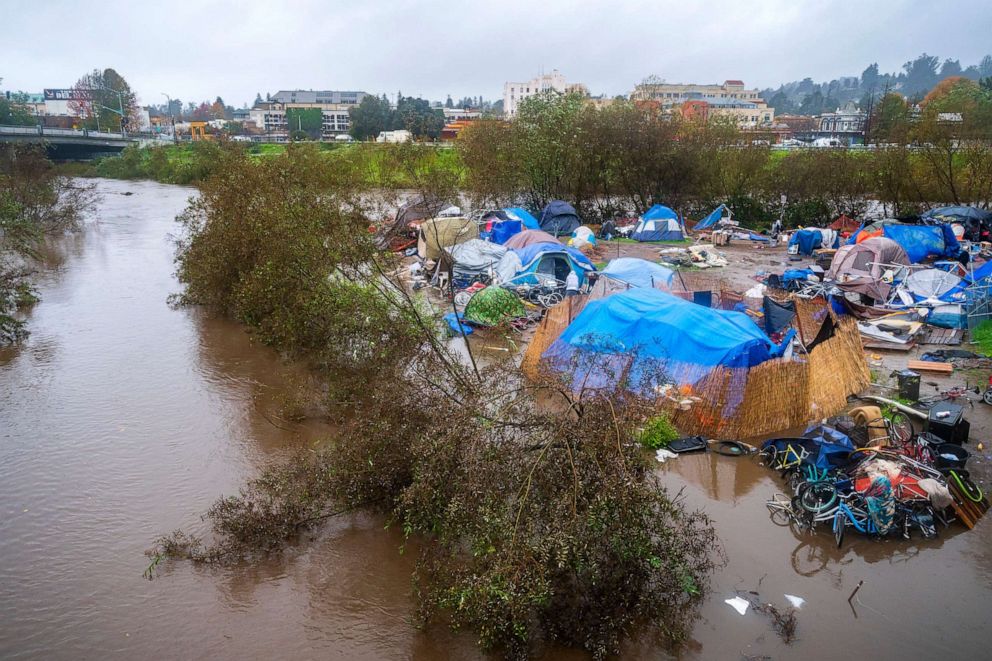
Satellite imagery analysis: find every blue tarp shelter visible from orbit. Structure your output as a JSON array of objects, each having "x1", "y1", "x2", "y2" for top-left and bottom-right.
[
  {"x1": 542, "y1": 288, "x2": 792, "y2": 394},
  {"x1": 539, "y1": 200, "x2": 582, "y2": 236},
  {"x1": 694, "y1": 204, "x2": 730, "y2": 230},
  {"x1": 848, "y1": 222, "x2": 961, "y2": 263},
  {"x1": 631, "y1": 205, "x2": 684, "y2": 241},
  {"x1": 600, "y1": 257, "x2": 674, "y2": 289},
  {"x1": 789, "y1": 228, "x2": 839, "y2": 255},
  {"x1": 921, "y1": 206, "x2": 992, "y2": 224},
  {"x1": 509, "y1": 242, "x2": 595, "y2": 286},
  {"x1": 489, "y1": 220, "x2": 522, "y2": 244}
]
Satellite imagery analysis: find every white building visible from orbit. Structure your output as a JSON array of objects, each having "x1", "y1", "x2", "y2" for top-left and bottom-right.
[
  {"x1": 631, "y1": 79, "x2": 765, "y2": 107},
  {"x1": 503, "y1": 70, "x2": 585, "y2": 118}
]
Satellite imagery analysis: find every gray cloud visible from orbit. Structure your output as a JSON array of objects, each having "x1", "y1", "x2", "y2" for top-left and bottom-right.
[{"x1": 1, "y1": 0, "x2": 989, "y2": 105}]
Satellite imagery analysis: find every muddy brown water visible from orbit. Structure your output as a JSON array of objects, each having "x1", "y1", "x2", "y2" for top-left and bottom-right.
[{"x1": 2, "y1": 179, "x2": 991, "y2": 660}]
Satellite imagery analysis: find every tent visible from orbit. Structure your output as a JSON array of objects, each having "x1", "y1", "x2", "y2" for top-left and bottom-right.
[
  {"x1": 600, "y1": 257, "x2": 674, "y2": 289},
  {"x1": 570, "y1": 226, "x2": 597, "y2": 246},
  {"x1": 921, "y1": 206, "x2": 992, "y2": 242},
  {"x1": 693, "y1": 204, "x2": 731, "y2": 231},
  {"x1": 504, "y1": 207, "x2": 541, "y2": 230},
  {"x1": 510, "y1": 242, "x2": 595, "y2": 287},
  {"x1": 542, "y1": 288, "x2": 790, "y2": 394},
  {"x1": 830, "y1": 214, "x2": 861, "y2": 233},
  {"x1": 788, "y1": 228, "x2": 839, "y2": 256},
  {"x1": 539, "y1": 200, "x2": 582, "y2": 236},
  {"x1": 631, "y1": 205, "x2": 684, "y2": 241},
  {"x1": 826, "y1": 236, "x2": 910, "y2": 302},
  {"x1": 395, "y1": 195, "x2": 448, "y2": 226},
  {"x1": 444, "y1": 239, "x2": 521, "y2": 285},
  {"x1": 503, "y1": 229, "x2": 561, "y2": 250},
  {"x1": 849, "y1": 221, "x2": 961, "y2": 263},
  {"x1": 417, "y1": 217, "x2": 479, "y2": 261}
]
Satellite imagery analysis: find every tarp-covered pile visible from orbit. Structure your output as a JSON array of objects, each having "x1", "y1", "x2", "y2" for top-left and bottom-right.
[
  {"x1": 418, "y1": 217, "x2": 479, "y2": 261},
  {"x1": 600, "y1": 257, "x2": 674, "y2": 289},
  {"x1": 789, "y1": 228, "x2": 839, "y2": 256},
  {"x1": 848, "y1": 221, "x2": 961, "y2": 263},
  {"x1": 444, "y1": 239, "x2": 521, "y2": 285}
]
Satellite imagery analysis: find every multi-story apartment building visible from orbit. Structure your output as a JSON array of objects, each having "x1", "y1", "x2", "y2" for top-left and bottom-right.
[
  {"x1": 248, "y1": 89, "x2": 368, "y2": 139},
  {"x1": 503, "y1": 70, "x2": 587, "y2": 118},
  {"x1": 632, "y1": 79, "x2": 774, "y2": 127}
]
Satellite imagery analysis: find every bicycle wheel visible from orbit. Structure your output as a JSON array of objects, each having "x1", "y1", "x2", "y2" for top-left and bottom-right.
[
  {"x1": 949, "y1": 470, "x2": 984, "y2": 503},
  {"x1": 798, "y1": 481, "x2": 838, "y2": 513},
  {"x1": 888, "y1": 411, "x2": 913, "y2": 445},
  {"x1": 833, "y1": 512, "x2": 846, "y2": 549}
]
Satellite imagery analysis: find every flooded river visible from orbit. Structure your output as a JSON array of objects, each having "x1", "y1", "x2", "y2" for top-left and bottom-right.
[{"x1": 1, "y1": 179, "x2": 990, "y2": 660}]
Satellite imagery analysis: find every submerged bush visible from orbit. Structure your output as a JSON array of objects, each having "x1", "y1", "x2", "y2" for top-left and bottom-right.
[{"x1": 638, "y1": 414, "x2": 680, "y2": 449}]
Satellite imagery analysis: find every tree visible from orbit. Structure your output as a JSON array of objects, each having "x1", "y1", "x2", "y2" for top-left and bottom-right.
[
  {"x1": 940, "y1": 59, "x2": 963, "y2": 78},
  {"x1": 902, "y1": 53, "x2": 940, "y2": 96},
  {"x1": 444, "y1": 95, "x2": 454, "y2": 108},
  {"x1": 253, "y1": 93, "x2": 263, "y2": 107},
  {"x1": 191, "y1": 102, "x2": 212, "y2": 121},
  {"x1": 285, "y1": 107, "x2": 322, "y2": 140},
  {"x1": 395, "y1": 96, "x2": 445, "y2": 140},
  {"x1": 870, "y1": 92, "x2": 910, "y2": 143},
  {"x1": 979, "y1": 55, "x2": 992, "y2": 78},
  {"x1": 68, "y1": 68, "x2": 138, "y2": 132},
  {"x1": 209, "y1": 97, "x2": 226, "y2": 120},
  {"x1": 861, "y1": 63, "x2": 879, "y2": 89},
  {"x1": 0, "y1": 86, "x2": 36, "y2": 126},
  {"x1": 348, "y1": 95, "x2": 393, "y2": 140}
]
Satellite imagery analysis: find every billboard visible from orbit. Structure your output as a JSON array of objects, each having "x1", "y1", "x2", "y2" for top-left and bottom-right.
[{"x1": 44, "y1": 89, "x2": 94, "y2": 101}]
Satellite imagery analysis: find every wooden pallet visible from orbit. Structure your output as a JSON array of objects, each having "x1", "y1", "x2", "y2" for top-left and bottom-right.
[
  {"x1": 949, "y1": 477, "x2": 989, "y2": 529},
  {"x1": 918, "y1": 327, "x2": 964, "y2": 346}
]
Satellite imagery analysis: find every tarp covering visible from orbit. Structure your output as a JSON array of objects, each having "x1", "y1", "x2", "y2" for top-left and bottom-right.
[
  {"x1": 504, "y1": 207, "x2": 541, "y2": 230},
  {"x1": 694, "y1": 204, "x2": 729, "y2": 230},
  {"x1": 789, "y1": 228, "x2": 839, "y2": 255},
  {"x1": 849, "y1": 222, "x2": 960, "y2": 263},
  {"x1": 489, "y1": 220, "x2": 523, "y2": 244},
  {"x1": 762, "y1": 425, "x2": 854, "y2": 471},
  {"x1": 542, "y1": 288, "x2": 789, "y2": 393},
  {"x1": 632, "y1": 206, "x2": 684, "y2": 241},
  {"x1": 826, "y1": 237, "x2": 910, "y2": 302},
  {"x1": 600, "y1": 257, "x2": 674, "y2": 289},
  {"x1": 830, "y1": 214, "x2": 861, "y2": 233},
  {"x1": 539, "y1": 200, "x2": 582, "y2": 236},
  {"x1": 417, "y1": 217, "x2": 479, "y2": 261},
  {"x1": 921, "y1": 206, "x2": 992, "y2": 224},
  {"x1": 503, "y1": 229, "x2": 561, "y2": 250},
  {"x1": 444, "y1": 239, "x2": 520, "y2": 285}
]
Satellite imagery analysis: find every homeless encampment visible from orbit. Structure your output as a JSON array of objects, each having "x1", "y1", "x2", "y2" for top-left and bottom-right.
[
  {"x1": 509, "y1": 242, "x2": 595, "y2": 286},
  {"x1": 849, "y1": 221, "x2": 961, "y2": 263},
  {"x1": 830, "y1": 214, "x2": 861, "y2": 234},
  {"x1": 539, "y1": 200, "x2": 582, "y2": 236},
  {"x1": 503, "y1": 229, "x2": 561, "y2": 250},
  {"x1": 600, "y1": 257, "x2": 674, "y2": 289},
  {"x1": 826, "y1": 237, "x2": 910, "y2": 302},
  {"x1": 631, "y1": 205, "x2": 684, "y2": 241},
  {"x1": 417, "y1": 217, "x2": 479, "y2": 261},
  {"x1": 443, "y1": 239, "x2": 521, "y2": 285},
  {"x1": 921, "y1": 206, "x2": 992, "y2": 242}
]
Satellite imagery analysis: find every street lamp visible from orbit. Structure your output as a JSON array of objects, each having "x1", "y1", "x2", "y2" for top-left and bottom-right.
[
  {"x1": 90, "y1": 85, "x2": 127, "y2": 136},
  {"x1": 162, "y1": 92, "x2": 178, "y2": 144}
]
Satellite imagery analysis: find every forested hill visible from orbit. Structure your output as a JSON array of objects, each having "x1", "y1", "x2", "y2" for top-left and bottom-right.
[{"x1": 763, "y1": 52, "x2": 992, "y2": 115}]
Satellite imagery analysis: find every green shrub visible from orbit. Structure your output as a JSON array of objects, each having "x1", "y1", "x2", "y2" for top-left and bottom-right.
[{"x1": 638, "y1": 414, "x2": 680, "y2": 449}]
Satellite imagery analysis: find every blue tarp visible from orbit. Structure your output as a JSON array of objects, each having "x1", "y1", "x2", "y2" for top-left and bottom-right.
[
  {"x1": 539, "y1": 200, "x2": 581, "y2": 236},
  {"x1": 921, "y1": 206, "x2": 992, "y2": 223},
  {"x1": 761, "y1": 425, "x2": 854, "y2": 471},
  {"x1": 600, "y1": 257, "x2": 674, "y2": 289},
  {"x1": 543, "y1": 288, "x2": 792, "y2": 394},
  {"x1": 788, "y1": 229, "x2": 838, "y2": 255},
  {"x1": 490, "y1": 220, "x2": 522, "y2": 244},
  {"x1": 504, "y1": 207, "x2": 541, "y2": 230},
  {"x1": 694, "y1": 204, "x2": 729, "y2": 230},
  {"x1": 848, "y1": 223, "x2": 961, "y2": 263}
]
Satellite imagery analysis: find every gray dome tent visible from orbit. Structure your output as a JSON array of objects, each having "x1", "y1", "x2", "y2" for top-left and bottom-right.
[{"x1": 539, "y1": 200, "x2": 581, "y2": 236}]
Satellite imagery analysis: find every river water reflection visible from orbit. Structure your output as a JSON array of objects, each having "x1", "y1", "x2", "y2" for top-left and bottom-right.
[{"x1": 1, "y1": 179, "x2": 990, "y2": 660}]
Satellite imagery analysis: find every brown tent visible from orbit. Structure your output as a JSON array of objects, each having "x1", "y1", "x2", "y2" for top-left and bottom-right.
[
  {"x1": 502, "y1": 229, "x2": 561, "y2": 250},
  {"x1": 417, "y1": 217, "x2": 479, "y2": 261},
  {"x1": 830, "y1": 214, "x2": 860, "y2": 233},
  {"x1": 826, "y1": 237, "x2": 909, "y2": 302}
]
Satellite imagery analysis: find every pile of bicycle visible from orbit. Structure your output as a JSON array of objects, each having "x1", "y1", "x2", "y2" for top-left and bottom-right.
[{"x1": 761, "y1": 414, "x2": 984, "y2": 548}]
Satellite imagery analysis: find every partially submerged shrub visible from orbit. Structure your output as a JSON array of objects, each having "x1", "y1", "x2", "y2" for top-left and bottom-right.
[{"x1": 638, "y1": 413, "x2": 680, "y2": 449}]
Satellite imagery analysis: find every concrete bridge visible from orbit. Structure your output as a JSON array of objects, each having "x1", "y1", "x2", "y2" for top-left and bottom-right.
[{"x1": 0, "y1": 124, "x2": 169, "y2": 159}]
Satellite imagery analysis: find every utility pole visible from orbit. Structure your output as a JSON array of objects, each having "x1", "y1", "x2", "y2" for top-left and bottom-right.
[{"x1": 162, "y1": 92, "x2": 178, "y2": 144}]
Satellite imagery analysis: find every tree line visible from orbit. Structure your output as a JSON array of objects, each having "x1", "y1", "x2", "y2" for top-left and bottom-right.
[{"x1": 456, "y1": 91, "x2": 992, "y2": 227}]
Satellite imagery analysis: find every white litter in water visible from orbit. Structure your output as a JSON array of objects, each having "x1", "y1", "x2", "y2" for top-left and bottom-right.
[
  {"x1": 784, "y1": 594, "x2": 806, "y2": 608},
  {"x1": 725, "y1": 596, "x2": 750, "y2": 615},
  {"x1": 655, "y1": 448, "x2": 678, "y2": 463}
]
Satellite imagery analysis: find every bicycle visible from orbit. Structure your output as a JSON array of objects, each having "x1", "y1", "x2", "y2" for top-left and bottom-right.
[{"x1": 832, "y1": 495, "x2": 883, "y2": 548}]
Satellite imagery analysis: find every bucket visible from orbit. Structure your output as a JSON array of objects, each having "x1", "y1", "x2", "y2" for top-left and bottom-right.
[
  {"x1": 935, "y1": 443, "x2": 969, "y2": 470},
  {"x1": 896, "y1": 369, "x2": 921, "y2": 401}
]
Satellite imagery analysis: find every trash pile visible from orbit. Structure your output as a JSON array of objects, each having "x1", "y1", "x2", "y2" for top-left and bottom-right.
[
  {"x1": 761, "y1": 401, "x2": 989, "y2": 545},
  {"x1": 658, "y1": 244, "x2": 729, "y2": 268}
]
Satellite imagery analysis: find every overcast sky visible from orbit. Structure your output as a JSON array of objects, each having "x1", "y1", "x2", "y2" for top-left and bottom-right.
[{"x1": 2, "y1": 0, "x2": 990, "y2": 106}]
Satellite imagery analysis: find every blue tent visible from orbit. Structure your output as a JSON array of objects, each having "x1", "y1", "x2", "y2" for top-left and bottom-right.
[
  {"x1": 542, "y1": 288, "x2": 792, "y2": 395},
  {"x1": 694, "y1": 204, "x2": 730, "y2": 230},
  {"x1": 539, "y1": 200, "x2": 582, "y2": 236},
  {"x1": 504, "y1": 207, "x2": 541, "y2": 230},
  {"x1": 509, "y1": 242, "x2": 595, "y2": 286},
  {"x1": 490, "y1": 220, "x2": 523, "y2": 244},
  {"x1": 848, "y1": 222, "x2": 961, "y2": 263},
  {"x1": 600, "y1": 257, "x2": 674, "y2": 289},
  {"x1": 631, "y1": 205, "x2": 684, "y2": 241}
]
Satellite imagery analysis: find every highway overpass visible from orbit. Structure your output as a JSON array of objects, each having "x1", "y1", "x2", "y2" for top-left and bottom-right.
[{"x1": 0, "y1": 124, "x2": 169, "y2": 159}]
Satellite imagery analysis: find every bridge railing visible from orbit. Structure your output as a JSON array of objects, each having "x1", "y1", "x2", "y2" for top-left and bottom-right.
[{"x1": 0, "y1": 124, "x2": 130, "y2": 140}]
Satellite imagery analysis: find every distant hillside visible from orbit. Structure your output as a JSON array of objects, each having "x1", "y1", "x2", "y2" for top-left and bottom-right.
[{"x1": 763, "y1": 53, "x2": 992, "y2": 115}]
